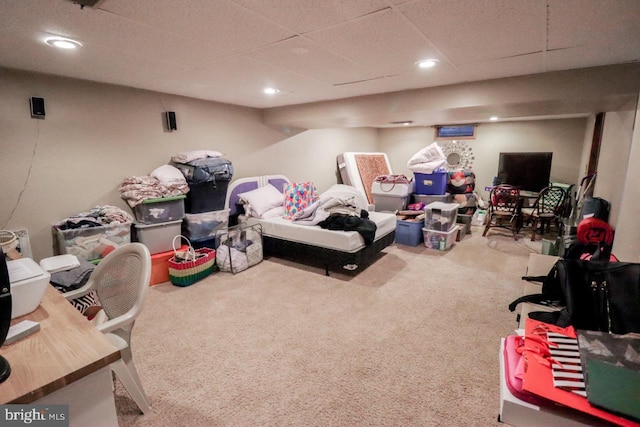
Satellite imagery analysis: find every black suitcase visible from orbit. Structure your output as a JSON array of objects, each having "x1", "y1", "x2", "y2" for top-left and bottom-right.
[
  {"x1": 580, "y1": 197, "x2": 610, "y2": 222},
  {"x1": 172, "y1": 157, "x2": 233, "y2": 213},
  {"x1": 171, "y1": 157, "x2": 233, "y2": 185},
  {"x1": 185, "y1": 180, "x2": 230, "y2": 213}
]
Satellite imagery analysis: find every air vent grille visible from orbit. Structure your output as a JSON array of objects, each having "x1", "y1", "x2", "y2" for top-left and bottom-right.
[{"x1": 66, "y1": 0, "x2": 104, "y2": 8}]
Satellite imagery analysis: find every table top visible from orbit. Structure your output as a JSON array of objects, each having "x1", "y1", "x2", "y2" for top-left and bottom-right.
[{"x1": 0, "y1": 286, "x2": 120, "y2": 404}]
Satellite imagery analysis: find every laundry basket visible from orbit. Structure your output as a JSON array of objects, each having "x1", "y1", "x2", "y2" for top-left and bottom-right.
[
  {"x1": 167, "y1": 235, "x2": 216, "y2": 287},
  {"x1": 215, "y1": 223, "x2": 263, "y2": 274}
]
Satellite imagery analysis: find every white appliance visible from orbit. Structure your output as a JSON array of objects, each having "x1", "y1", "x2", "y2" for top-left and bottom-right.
[{"x1": 7, "y1": 257, "x2": 50, "y2": 319}]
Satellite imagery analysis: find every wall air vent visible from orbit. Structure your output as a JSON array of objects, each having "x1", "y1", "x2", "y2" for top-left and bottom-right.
[{"x1": 66, "y1": 0, "x2": 105, "y2": 8}]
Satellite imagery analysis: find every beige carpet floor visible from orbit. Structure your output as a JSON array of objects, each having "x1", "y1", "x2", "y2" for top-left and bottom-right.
[{"x1": 114, "y1": 225, "x2": 545, "y2": 426}]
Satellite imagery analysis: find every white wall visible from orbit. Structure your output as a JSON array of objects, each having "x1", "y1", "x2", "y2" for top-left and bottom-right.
[
  {"x1": 0, "y1": 68, "x2": 377, "y2": 259},
  {"x1": 611, "y1": 96, "x2": 640, "y2": 261},
  {"x1": 378, "y1": 119, "x2": 587, "y2": 200},
  {"x1": 593, "y1": 108, "x2": 637, "y2": 228}
]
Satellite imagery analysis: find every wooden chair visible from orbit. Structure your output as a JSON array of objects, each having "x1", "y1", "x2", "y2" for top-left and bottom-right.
[
  {"x1": 483, "y1": 184, "x2": 521, "y2": 240},
  {"x1": 520, "y1": 186, "x2": 566, "y2": 241}
]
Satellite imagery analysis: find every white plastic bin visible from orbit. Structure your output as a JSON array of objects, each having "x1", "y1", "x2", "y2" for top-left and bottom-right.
[{"x1": 134, "y1": 220, "x2": 182, "y2": 254}]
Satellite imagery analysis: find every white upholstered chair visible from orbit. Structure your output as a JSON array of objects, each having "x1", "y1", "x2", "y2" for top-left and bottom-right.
[{"x1": 64, "y1": 242, "x2": 152, "y2": 414}]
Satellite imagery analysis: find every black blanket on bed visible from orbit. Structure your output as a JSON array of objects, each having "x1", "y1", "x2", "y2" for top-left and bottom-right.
[{"x1": 317, "y1": 210, "x2": 378, "y2": 245}]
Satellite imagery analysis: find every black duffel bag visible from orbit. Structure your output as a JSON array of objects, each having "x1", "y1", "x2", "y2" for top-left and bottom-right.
[{"x1": 509, "y1": 259, "x2": 640, "y2": 335}]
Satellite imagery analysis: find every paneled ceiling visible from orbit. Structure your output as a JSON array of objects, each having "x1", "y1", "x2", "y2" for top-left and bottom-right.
[{"x1": 1, "y1": 0, "x2": 639, "y2": 126}]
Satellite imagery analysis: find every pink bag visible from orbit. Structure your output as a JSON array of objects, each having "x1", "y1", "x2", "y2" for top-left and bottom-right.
[
  {"x1": 503, "y1": 335, "x2": 547, "y2": 405},
  {"x1": 283, "y1": 182, "x2": 318, "y2": 219}
]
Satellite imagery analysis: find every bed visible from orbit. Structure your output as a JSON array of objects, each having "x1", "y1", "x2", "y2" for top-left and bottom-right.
[{"x1": 224, "y1": 175, "x2": 397, "y2": 275}]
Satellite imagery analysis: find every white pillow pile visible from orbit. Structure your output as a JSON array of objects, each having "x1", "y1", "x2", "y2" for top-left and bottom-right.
[
  {"x1": 150, "y1": 164, "x2": 187, "y2": 185},
  {"x1": 238, "y1": 184, "x2": 284, "y2": 218}
]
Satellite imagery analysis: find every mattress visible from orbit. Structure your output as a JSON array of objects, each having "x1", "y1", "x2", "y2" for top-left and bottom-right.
[
  {"x1": 337, "y1": 152, "x2": 392, "y2": 205},
  {"x1": 242, "y1": 211, "x2": 396, "y2": 253}
]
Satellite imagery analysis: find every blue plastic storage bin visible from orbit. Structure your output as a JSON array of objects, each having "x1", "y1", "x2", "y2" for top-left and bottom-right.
[
  {"x1": 395, "y1": 220, "x2": 424, "y2": 246},
  {"x1": 414, "y1": 171, "x2": 448, "y2": 195}
]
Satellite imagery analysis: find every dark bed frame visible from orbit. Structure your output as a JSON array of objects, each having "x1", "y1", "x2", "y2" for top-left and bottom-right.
[{"x1": 225, "y1": 175, "x2": 396, "y2": 276}]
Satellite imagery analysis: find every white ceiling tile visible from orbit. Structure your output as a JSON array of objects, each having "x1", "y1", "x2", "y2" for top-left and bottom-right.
[
  {"x1": 231, "y1": 0, "x2": 389, "y2": 34},
  {"x1": 0, "y1": 24, "x2": 188, "y2": 89},
  {"x1": 383, "y1": 62, "x2": 466, "y2": 91},
  {"x1": 545, "y1": 45, "x2": 640, "y2": 73},
  {"x1": 100, "y1": 0, "x2": 294, "y2": 52},
  {"x1": 308, "y1": 8, "x2": 440, "y2": 76},
  {"x1": 547, "y1": 0, "x2": 640, "y2": 50},
  {"x1": 79, "y1": 12, "x2": 233, "y2": 69},
  {"x1": 456, "y1": 53, "x2": 546, "y2": 82},
  {"x1": 144, "y1": 55, "x2": 328, "y2": 108},
  {"x1": 400, "y1": 0, "x2": 546, "y2": 64},
  {"x1": 0, "y1": 0, "x2": 232, "y2": 68},
  {"x1": 242, "y1": 36, "x2": 376, "y2": 85}
]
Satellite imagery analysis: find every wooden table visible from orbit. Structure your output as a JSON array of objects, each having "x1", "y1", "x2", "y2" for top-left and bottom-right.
[{"x1": 0, "y1": 285, "x2": 121, "y2": 426}]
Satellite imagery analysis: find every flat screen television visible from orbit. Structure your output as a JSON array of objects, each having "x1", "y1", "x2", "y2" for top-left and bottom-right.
[{"x1": 497, "y1": 152, "x2": 552, "y2": 193}]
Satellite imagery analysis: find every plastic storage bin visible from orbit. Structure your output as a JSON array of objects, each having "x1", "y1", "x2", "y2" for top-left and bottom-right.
[
  {"x1": 425, "y1": 202, "x2": 459, "y2": 231},
  {"x1": 182, "y1": 209, "x2": 229, "y2": 241},
  {"x1": 413, "y1": 193, "x2": 452, "y2": 204},
  {"x1": 414, "y1": 171, "x2": 448, "y2": 195},
  {"x1": 185, "y1": 181, "x2": 230, "y2": 214},
  {"x1": 134, "y1": 220, "x2": 182, "y2": 254},
  {"x1": 422, "y1": 226, "x2": 459, "y2": 250},
  {"x1": 132, "y1": 195, "x2": 185, "y2": 224},
  {"x1": 54, "y1": 222, "x2": 132, "y2": 262},
  {"x1": 373, "y1": 195, "x2": 409, "y2": 212},
  {"x1": 395, "y1": 220, "x2": 424, "y2": 246},
  {"x1": 149, "y1": 245, "x2": 187, "y2": 285}
]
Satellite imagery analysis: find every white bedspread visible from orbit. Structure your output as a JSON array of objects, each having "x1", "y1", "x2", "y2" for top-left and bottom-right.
[
  {"x1": 242, "y1": 210, "x2": 396, "y2": 253},
  {"x1": 292, "y1": 195, "x2": 360, "y2": 225}
]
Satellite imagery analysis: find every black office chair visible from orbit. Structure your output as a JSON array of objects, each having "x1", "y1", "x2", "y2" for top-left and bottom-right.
[
  {"x1": 483, "y1": 184, "x2": 521, "y2": 240},
  {"x1": 520, "y1": 186, "x2": 566, "y2": 241},
  {"x1": 0, "y1": 248, "x2": 12, "y2": 382}
]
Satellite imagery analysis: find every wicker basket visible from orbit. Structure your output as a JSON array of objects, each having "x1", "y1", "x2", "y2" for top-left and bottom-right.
[{"x1": 168, "y1": 235, "x2": 216, "y2": 287}]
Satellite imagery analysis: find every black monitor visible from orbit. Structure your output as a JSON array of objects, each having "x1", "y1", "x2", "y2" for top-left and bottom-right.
[{"x1": 497, "y1": 152, "x2": 553, "y2": 193}]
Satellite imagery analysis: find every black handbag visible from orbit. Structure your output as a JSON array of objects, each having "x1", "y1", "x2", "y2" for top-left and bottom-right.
[{"x1": 509, "y1": 259, "x2": 640, "y2": 334}]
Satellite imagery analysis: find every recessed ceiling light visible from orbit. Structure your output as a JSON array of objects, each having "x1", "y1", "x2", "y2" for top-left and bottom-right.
[
  {"x1": 44, "y1": 36, "x2": 82, "y2": 49},
  {"x1": 490, "y1": 116, "x2": 499, "y2": 121},
  {"x1": 416, "y1": 59, "x2": 439, "y2": 69},
  {"x1": 263, "y1": 87, "x2": 280, "y2": 95},
  {"x1": 389, "y1": 120, "x2": 413, "y2": 126}
]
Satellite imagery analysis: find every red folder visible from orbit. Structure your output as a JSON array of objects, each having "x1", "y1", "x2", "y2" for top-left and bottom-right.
[{"x1": 522, "y1": 318, "x2": 640, "y2": 426}]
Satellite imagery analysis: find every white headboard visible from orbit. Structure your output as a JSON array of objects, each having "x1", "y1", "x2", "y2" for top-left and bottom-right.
[{"x1": 224, "y1": 175, "x2": 290, "y2": 217}]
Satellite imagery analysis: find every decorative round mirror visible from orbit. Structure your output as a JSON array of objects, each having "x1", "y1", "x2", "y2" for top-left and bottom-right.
[
  {"x1": 446, "y1": 152, "x2": 461, "y2": 168},
  {"x1": 439, "y1": 140, "x2": 474, "y2": 170}
]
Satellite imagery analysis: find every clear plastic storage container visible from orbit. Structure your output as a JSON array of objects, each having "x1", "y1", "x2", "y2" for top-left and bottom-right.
[{"x1": 132, "y1": 195, "x2": 186, "y2": 224}]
